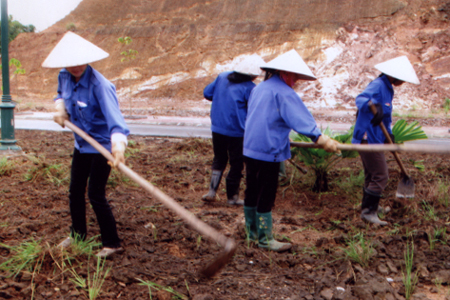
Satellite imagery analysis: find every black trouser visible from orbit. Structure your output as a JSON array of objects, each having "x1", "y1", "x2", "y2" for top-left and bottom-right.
[
  {"x1": 69, "y1": 148, "x2": 121, "y2": 248},
  {"x1": 244, "y1": 156, "x2": 280, "y2": 213},
  {"x1": 211, "y1": 132, "x2": 244, "y2": 198}
]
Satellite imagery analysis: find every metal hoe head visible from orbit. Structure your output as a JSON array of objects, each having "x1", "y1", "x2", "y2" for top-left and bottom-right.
[
  {"x1": 200, "y1": 239, "x2": 237, "y2": 278},
  {"x1": 396, "y1": 174, "x2": 415, "y2": 198}
]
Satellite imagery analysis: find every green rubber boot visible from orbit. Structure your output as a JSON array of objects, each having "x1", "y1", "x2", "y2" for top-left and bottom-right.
[
  {"x1": 244, "y1": 206, "x2": 257, "y2": 242},
  {"x1": 256, "y1": 212, "x2": 291, "y2": 252}
]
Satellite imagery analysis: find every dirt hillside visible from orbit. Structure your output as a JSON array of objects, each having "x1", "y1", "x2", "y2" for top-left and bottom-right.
[{"x1": 6, "y1": 0, "x2": 450, "y2": 113}]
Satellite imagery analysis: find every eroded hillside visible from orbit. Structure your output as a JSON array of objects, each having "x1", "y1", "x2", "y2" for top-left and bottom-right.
[{"x1": 7, "y1": 0, "x2": 450, "y2": 113}]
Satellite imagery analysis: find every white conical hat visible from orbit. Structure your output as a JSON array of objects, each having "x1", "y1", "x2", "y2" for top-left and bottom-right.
[
  {"x1": 42, "y1": 31, "x2": 109, "y2": 68},
  {"x1": 374, "y1": 56, "x2": 420, "y2": 85},
  {"x1": 260, "y1": 49, "x2": 316, "y2": 81},
  {"x1": 234, "y1": 54, "x2": 266, "y2": 76}
]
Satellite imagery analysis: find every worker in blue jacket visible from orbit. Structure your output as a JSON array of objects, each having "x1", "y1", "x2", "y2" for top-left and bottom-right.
[
  {"x1": 352, "y1": 56, "x2": 420, "y2": 225},
  {"x1": 243, "y1": 49, "x2": 340, "y2": 252},
  {"x1": 202, "y1": 54, "x2": 265, "y2": 205},
  {"x1": 42, "y1": 32, "x2": 129, "y2": 257}
]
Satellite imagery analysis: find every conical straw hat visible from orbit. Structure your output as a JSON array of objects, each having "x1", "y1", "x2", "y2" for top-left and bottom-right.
[
  {"x1": 234, "y1": 54, "x2": 266, "y2": 76},
  {"x1": 374, "y1": 56, "x2": 420, "y2": 85},
  {"x1": 260, "y1": 49, "x2": 316, "y2": 81},
  {"x1": 42, "y1": 31, "x2": 109, "y2": 68}
]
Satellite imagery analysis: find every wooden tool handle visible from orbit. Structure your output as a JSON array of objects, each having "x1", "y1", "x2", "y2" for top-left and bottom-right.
[
  {"x1": 368, "y1": 101, "x2": 408, "y2": 175},
  {"x1": 64, "y1": 120, "x2": 235, "y2": 250}
]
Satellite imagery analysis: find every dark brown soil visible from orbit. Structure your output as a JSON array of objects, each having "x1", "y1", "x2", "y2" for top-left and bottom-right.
[{"x1": 1, "y1": 130, "x2": 450, "y2": 299}]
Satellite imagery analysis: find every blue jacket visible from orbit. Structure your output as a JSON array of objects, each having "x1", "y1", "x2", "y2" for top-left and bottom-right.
[
  {"x1": 55, "y1": 65, "x2": 130, "y2": 153},
  {"x1": 243, "y1": 75, "x2": 322, "y2": 162},
  {"x1": 203, "y1": 71, "x2": 255, "y2": 137},
  {"x1": 352, "y1": 75, "x2": 394, "y2": 144}
]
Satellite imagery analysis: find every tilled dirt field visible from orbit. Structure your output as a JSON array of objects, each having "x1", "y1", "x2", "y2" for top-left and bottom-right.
[{"x1": 1, "y1": 130, "x2": 450, "y2": 300}]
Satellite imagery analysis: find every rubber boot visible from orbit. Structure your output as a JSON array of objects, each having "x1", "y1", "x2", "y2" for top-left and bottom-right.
[
  {"x1": 226, "y1": 180, "x2": 244, "y2": 205},
  {"x1": 256, "y1": 212, "x2": 292, "y2": 252},
  {"x1": 244, "y1": 206, "x2": 257, "y2": 242},
  {"x1": 361, "y1": 189, "x2": 388, "y2": 226},
  {"x1": 202, "y1": 170, "x2": 223, "y2": 202}
]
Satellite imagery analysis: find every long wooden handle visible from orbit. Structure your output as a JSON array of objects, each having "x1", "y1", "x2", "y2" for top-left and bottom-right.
[
  {"x1": 368, "y1": 101, "x2": 408, "y2": 175},
  {"x1": 64, "y1": 120, "x2": 235, "y2": 251},
  {"x1": 290, "y1": 141, "x2": 450, "y2": 154}
]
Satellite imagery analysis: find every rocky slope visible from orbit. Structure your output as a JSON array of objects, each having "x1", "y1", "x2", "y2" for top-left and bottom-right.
[{"x1": 6, "y1": 0, "x2": 450, "y2": 113}]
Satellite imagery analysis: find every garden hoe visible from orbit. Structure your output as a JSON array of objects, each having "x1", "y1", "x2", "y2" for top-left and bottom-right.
[
  {"x1": 64, "y1": 120, "x2": 236, "y2": 278},
  {"x1": 368, "y1": 101, "x2": 414, "y2": 198},
  {"x1": 290, "y1": 141, "x2": 450, "y2": 154}
]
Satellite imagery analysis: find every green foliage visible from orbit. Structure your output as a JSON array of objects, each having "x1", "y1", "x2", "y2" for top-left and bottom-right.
[
  {"x1": 341, "y1": 232, "x2": 375, "y2": 268},
  {"x1": 291, "y1": 126, "x2": 358, "y2": 192},
  {"x1": 24, "y1": 162, "x2": 69, "y2": 186},
  {"x1": 392, "y1": 119, "x2": 427, "y2": 143},
  {"x1": 0, "y1": 58, "x2": 26, "y2": 73},
  {"x1": 66, "y1": 22, "x2": 76, "y2": 31},
  {"x1": 0, "y1": 157, "x2": 15, "y2": 176},
  {"x1": 0, "y1": 238, "x2": 45, "y2": 277},
  {"x1": 443, "y1": 98, "x2": 450, "y2": 114},
  {"x1": 402, "y1": 241, "x2": 418, "y2": 300},
  {"x1": 437, "y1": 179, "x2": 450, "y2": 207},
  {"x1": 69, "y1": 234, "x2": 102, "y2": 257},
  {"x1": 0, "y1": 15, "x2": 35, "y2": 51},
  {"x1": 68, "y1": 255, "x2": 111, "y2": 300},
  {"x1": 428, "y1": 227, "x2": 447, "y2": 251},
  {"x1": 137, "y1": 278, "x2": 188, "y2": 299},
  {"x1": 118, "y1": 36, "x2": 138, "y2": 62}
]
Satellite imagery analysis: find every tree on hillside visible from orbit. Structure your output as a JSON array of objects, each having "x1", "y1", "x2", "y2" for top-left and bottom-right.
[{"x1": 0, "y1": 15, "x2": 35, "y2": 51}]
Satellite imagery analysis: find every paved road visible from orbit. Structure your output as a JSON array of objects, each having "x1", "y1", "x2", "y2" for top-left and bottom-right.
[{"x1": 8, "y1": 112, "x2": 450, "y2": 146}]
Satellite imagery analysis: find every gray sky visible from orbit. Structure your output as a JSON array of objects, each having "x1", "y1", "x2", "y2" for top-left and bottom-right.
[{"x1": 4, "y1": 0, "x2": 83, "y2": 32}]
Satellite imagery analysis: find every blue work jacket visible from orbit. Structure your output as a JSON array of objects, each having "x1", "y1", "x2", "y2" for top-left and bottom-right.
[
  {"x1": 55, "y1": 65, "x2": 129, "y2": 153},
  {"x1": 352, "y1": 75, "x2": 394, "y2": 144},
  {"x1": 203, "y1": 71, "x2": 255, "y2": 137},
  {"x1": 243, "y1": 75, "x2": 321, "y2": 162}
]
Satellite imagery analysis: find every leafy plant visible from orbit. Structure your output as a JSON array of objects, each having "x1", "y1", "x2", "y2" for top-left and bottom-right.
[
  {"x1": 341, "y1": 232, "x2": 375, "y2": 267},
  {"x1": 402, "y1": 241, "x2": 418, "y2": 300},
  {"x1": 392, "y1": 119, "x2": 427, "y2": 143},
  {"x1": 291, "y1": 126, "x2": 358, "y2": 192},
  {"x1": 411, "y1": 159, "x2": 425, "y2": 171}
]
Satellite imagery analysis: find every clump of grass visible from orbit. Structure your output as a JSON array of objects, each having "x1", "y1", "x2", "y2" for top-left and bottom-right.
[
  {"x1": 136, "y1": 278, "x2": 188, "y2": 299},
  {"x1": 402, "y1": 241, "x2": 418, "y2": 300},
  {"x1": 0, "y1": 238, "x2": 46, "y2": 277},
  {"x1": 341, "y1": 232, "x2": 375, "y2": 268},
  {"x1": 23, "y1": 161, "x2": 69, "y2": 186},
  {"x1": 428, "y1": 227, "x2": 447, "y2": 251},
  {"x1": 421, "y1": 200, "x2": 438, "y2": 221},
  {"x1": 0, "y1": 157, "x2": 15, "y2": 176},
  {"x1": 437, "y1": 179, "x2": 450, "y2": 207},
  {"x1": 68, "y1": 255, "x2": 111, "y2": 300}
]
